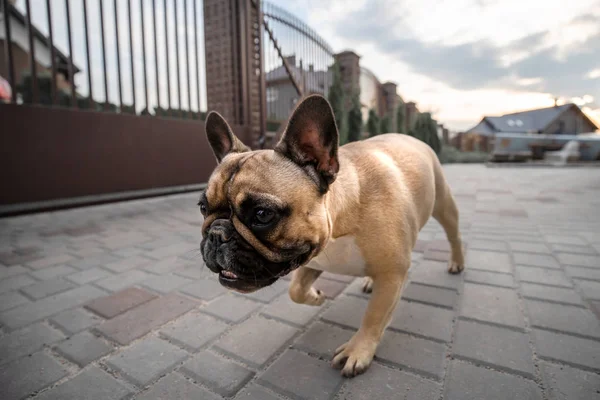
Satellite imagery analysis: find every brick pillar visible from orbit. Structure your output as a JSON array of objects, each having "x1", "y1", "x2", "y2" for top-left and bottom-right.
[
  {"x1": 382, "y1": 82, "x2": 398, "y2": 129},
  {"x1": 203, "y1": 0, "x2": 265, "y2": 149},
  {"x1": 334, "y1": 51, "x2": 360, "y2": 111}
]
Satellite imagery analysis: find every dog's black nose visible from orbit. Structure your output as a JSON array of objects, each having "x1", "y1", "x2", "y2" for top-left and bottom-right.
[{"x1": 208, "y1": 219, "x2": 234, "y2": 245}]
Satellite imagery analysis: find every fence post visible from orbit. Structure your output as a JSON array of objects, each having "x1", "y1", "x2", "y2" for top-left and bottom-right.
[{"x1": 203, "y1": 0, "x2": 265, "y2": 149}]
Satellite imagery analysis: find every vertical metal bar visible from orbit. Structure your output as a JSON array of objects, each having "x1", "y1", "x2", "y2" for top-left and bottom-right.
[
  {"x1": 193, "y1": 0, "x2": 200, "y2": 112},
  {"x1": 46, "y1": 0, "x2": 58, "y2": 105},
  {"x1": 127, "y1": 0, "x2": 136, "y2": 112},
  {"x1": 152, "y1": 0, "x2": 160, "y2": 112},
  {"x1": 65, "y1": 0, "x2": 76, "y2": 106},
  {"x1": 2, "y1": 0, "x2": 16, "y2": 103},
  {"x1": 163, "y1": 0, "x2": 171, "y2": 115},
  {"x1": 184, "y1": 0, "x2": 191, "y2": 117},
  {"x1": 82, "y1": 0, "x2": 93, "y2": 107},
  {"x1": 99, "y1": 0, "x2": 109, "y2": 109},
  {"x1": 114, "y1": 0, "x2": 123, "y2": 108},
  {"x1": 174, "y1": 0, "x2": 181, "y2": 117},
  {"x1": 25, "y1": 0, "x2": 38, "y2": 104},
  {"x1": 140, "y1": 0, "x2": 149, "y2": 112}
]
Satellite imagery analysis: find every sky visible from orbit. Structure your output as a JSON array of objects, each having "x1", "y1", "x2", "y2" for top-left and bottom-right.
[
  {"x1": 270, "y1": 0, "x2": 600, "y2": 131},
  {"x1": 12, "y1": 0, "x2": 600, "y2": 132}
]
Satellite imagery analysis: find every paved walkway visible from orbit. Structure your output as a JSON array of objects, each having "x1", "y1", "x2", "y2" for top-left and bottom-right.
[{"x1": 1, "y1": 165, "x2": 600, "y2": 400}]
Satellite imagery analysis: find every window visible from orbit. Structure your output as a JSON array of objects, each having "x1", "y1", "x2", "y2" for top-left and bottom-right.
[{"x1": 266, "y1": 87, "x2": 278, "y2": 102}]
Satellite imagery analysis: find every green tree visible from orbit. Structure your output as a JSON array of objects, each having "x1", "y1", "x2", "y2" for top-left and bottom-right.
[
  {"x1": 380, "y1": 114, "x2": 391, "y2": 134},
  {"x1": 412, "y1": 113, "x2": 442, "y2": 154},
  {"x1": 396, "y1": 103, "x2": 405, "y2": 133},
  {"x1": 328, "y1": 61, "x2": 347, "y2": 144},
  {"x1": 347, "y1": 89, "x2": 363, "y2": 142},
  {"x1": 366, "y1": 108, "x2": 380, "y2": 137}
]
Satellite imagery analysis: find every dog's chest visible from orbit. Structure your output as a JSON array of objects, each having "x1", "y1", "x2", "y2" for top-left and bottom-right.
[{"x1": 307, "y1": 236, "x2": 367, "y2": 276}]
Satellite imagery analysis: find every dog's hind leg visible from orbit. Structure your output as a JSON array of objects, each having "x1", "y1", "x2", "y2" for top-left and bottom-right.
[
  {"x1": 288, "y1": 266, "x2": 326, "y2": 306},
  {"x1": 432, "y1": 182, "x2": 465, "y2": 274}
]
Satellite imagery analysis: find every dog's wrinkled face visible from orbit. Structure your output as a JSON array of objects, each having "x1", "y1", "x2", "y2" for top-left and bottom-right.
[{"x1": 200, "y1": 95, "x2": 340, "y2": 293}]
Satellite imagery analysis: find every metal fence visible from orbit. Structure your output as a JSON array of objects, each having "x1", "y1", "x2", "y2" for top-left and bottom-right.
[
  {"x1": 262, "y1": 1, "x2": 334, "y2": 126},
  {"x1": 1, "y1": 0, "x2": 205, "y2": 118}
]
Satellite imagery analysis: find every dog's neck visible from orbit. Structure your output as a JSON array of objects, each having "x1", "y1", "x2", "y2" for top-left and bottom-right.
[{"x1": 324, "y1": 151, "x2": 363, "y2": 239}]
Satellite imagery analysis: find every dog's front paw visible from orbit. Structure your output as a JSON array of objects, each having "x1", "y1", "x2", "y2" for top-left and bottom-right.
[
  {"x1": 305, "y1": 287, "x2": 326, "y2": 306},
  {"x1": 448, "y1": 260, "x2": 464, "y2": 274},
  {"x1": 331, "y1": 336, "x2": 377, "y2": 377}
]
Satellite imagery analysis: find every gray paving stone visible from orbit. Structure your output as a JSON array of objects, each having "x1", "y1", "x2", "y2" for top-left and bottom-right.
[
  {"x1": 85, "y1": 287, "x2": 158, "y2": 319},
  {"x1": 30, "y1": 265, "x2": 79, "y2": 281},
  {"x1": 69, "y1": 253, "x2": 122, "y2": 270},
  {"x1": 242, "y1": 279, "x2": 289, "y2": 303},
  {"x1": 0, "y1": 291, "x2": 30, "y2": 311},
  {"x1": 509, "y1": 241, "x2": 551, "y2": 254},
  {"x1": 180, "y1": 278, "x2": 227, "y2": 300},
  {"x1": 0, "y1": 285, "x2": 107, "y2": 329},
  {"x1": 343, "y1": 278, "x2": 370, "y2": 299},
  {"x1": 408, "y1": 260, "x2": 462, "y2": 290},
  {"x1": 545, "y1": 234, "x2": 588, "y2": 246},
  {"x1": 525, "y1": 299, "x2": 600, "y2": 339},
  {"x1": 202, "y1": 294, "x2": 261, "y2": 323},
  {"x1": 235, "y1": 384, "x2": 282, "y2": 400},
  {"x1": 104, "y1": 255, "x2": 152, "y2": 273},
  {"x1": 576, "y1": 279, "x2": 600, "y2": 300},
  {"x1": 174, "y1": 264, "x2": 210, "y2": 280},
  {"x1": 466, "y1": 250, "x2": 512, "y2": 274},
  {"x1": 541, "y1": 361, "x2": 600, "y2": 400},
  {"x1": 516, "y1": 265, "x2": 573, "y2": 288},
  {"x1": 557, "y1": 253, "x2": 600, "y2": 268},
  {"x1": 460, "y1": 283, "x2": 525, "y2": 329},
  {"x1": 262, "y1": 293, "x2": 323, "y2": 327},
  {"x1": 390, "y1": 300, "x2": 455, "y2": 342},
  {"x1": 215, "y1": 315, "x2": 297, "y2": 367},
  {"x1": 520, "y1": 282, "x2": 585, "y2": 306},
  {"x1": 55, "y1": 331, "x2": 113, "y2": 366},
  {"x1": 376, "y1": 330, "x2": 446, "y2": 379},
  {"x1": 145, "y1": 243, "x2": 197, "y2": 260},
  {"x1": 160, "y1": 312, "x2": 228, "y2": 351},
  {"x1": 142, "y1": 256, "x2": 189, "y2": 275},
  {"x1": 533, "y1": 328, "x2": 600, "y2": 371},
  {"x1": 402, "y1": 282, "x2": 458, "y2": 309},
  {"x1": 96, "y1": 293, "x2": 198, "y2": 345},
  {"x1": 27, "y1": 254, "x2": 74, "y2": 269},
  {"x1": 94, "y1": 270, "x2": 152, "y2": 292},
  {"x1": 136, "y1": 372, "x2": 221, "y2": 400},
  {"x1": 258, "y1": 349, "x2": 344, "y2": 400},
  {"x1": 552, "y1": 243, "x2": 598, "y2": 255},
  {"x1": 293, "y1": 321, "x2": 354, "y2": 358},
  {"x1": 20, "y1": 277, "x2": 76, "y2": 300},
  {"x1": 0, "y1": 322, "x2": 64, "y2": 366},
  {"x1": 321, "y1": 295, "x2": 368, "y2": 329},
  {"x1": 66, "y1": 267, "x2": 112, "y2": 284},
  {"x1": 565, "y1": 266, "x2": 600, "y2": 281},
  {"x1": 34, "y1": 366, "x2": 133, "y2": 400},
  {"x1": 444, "y1": 360, "x2": 542, "y2": 400},
  {"x1": 106, "y1": 337, "x2": 188, "y2": 387},
  {"x1": 342, "y1": 362, "x2": 442, "y2": 400},
  {"x1": 141, "y1": 274, "x2": 194, "y2": 294},
  {"x1": 513, "y1": 252, "x2": 560, "y2": 269},
  {"x1": 50, "y1": 308, "x2": 102, "y2": 334},
  {"x1": 181, "y1": 350, "x2": 254, "y2": 396},
  {"x1": 464, "y1": 269, "x2": 515, "y2": 288},
  {"x1": 0, "y1": 265, "x2": 29, "y2": 279},
  {"x1": 0, "y1": 352, "x2": 69, "y2": 400},
  {"x1": 468, "y1": 239, "x2": 507, "y2": 252},
  {"x1": 0, "y1": 274, "x2": 37, "y2": 294},
  {"x1": 453, "y1": 319, "x2": 535, "y2": 377}
]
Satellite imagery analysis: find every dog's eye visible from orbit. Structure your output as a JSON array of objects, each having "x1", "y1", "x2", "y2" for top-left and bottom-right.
[
  {"x1": 198, "y1": 200, "x2": 207, "y2": 214},
  {"x1": 254, "y1": 208, "x2": 275, "y2": 225}
]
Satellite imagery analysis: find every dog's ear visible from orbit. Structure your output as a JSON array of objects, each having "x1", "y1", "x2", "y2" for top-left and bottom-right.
[
  {"x1": 205, "y1": 111, "x2": 250, "y2": 163},
  {"x1": 274, "y1": 95, "x2": 340, "y2": 192}
]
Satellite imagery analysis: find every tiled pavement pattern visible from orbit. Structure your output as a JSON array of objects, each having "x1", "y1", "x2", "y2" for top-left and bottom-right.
[{"x1": 1, "y1": 165, "x2": 600, "y2": 399}]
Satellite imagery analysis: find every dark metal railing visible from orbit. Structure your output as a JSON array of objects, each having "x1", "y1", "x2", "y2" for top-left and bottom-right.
[
  {"x1": 0, "y1": 0, "x2": 205, "y2": 118},
  {"x1": 262, "y1": 1, "x2": 335, "y2": 125}
]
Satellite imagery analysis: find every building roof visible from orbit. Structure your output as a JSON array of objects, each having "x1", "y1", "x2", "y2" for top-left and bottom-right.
[{"x1": 467, "y1": 103, "x2": 600, "y2": 136}]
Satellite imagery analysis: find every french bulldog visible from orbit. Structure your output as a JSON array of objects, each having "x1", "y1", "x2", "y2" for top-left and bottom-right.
[{"x1": 200, "y1": 94, "x2": 465, "y2": 377}]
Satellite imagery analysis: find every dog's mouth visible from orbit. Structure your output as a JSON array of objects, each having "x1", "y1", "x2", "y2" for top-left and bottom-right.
[{"x1": 217, "y1": 268, "x2": 279, "y2": 293}]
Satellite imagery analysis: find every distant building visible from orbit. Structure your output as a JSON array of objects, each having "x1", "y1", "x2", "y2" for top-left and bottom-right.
[
  {"x1": 463, "y1": 103, "x2": 600, "y2": 152},
  {"x1": 0, "y1": 1, "x2": 81, "y2": 98}
]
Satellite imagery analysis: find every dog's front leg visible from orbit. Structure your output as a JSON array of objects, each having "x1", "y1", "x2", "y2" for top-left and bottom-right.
[
  {"x1": 288, "y1": 266, "x2": 325, "y2": 306},
  {"x1": 332, "y1": 271, "x2": 405, "y2": 377}
]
